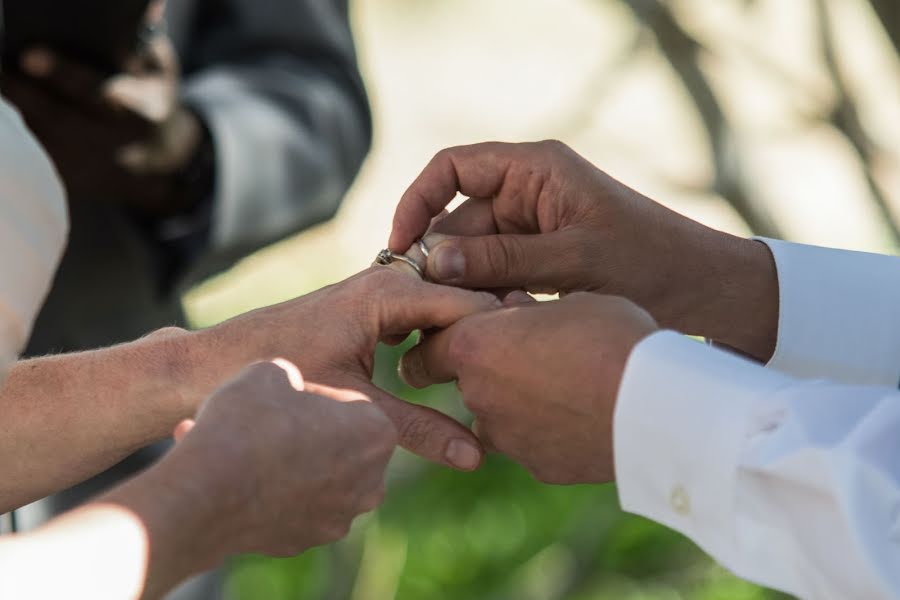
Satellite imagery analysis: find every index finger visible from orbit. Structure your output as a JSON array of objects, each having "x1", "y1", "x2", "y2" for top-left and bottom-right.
[
  {"x1": 390, "y1": 142, "x2": 523, "y2": 252},
  {"x1": 371, "y1": 270, "x2": 501, "y2": 339}
]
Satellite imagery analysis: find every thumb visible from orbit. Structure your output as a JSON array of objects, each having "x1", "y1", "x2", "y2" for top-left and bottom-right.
[
  {"x1": 357, "y1": 381, "x2": 484, "y2": 472},
  {"x1": 424, "y1": 230, "x2": 584, "y2": 292},
  {"x1": 173, "y1": 419, "x2": 196, "y2": 443}
]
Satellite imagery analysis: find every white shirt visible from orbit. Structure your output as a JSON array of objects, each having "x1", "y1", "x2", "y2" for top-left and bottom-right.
[
  {"x1": 615, "y1": 238, "x2": 900, "y2": 599},
  {"x1": 0, "y1": 97, "x2": 68, "y2": 379}
]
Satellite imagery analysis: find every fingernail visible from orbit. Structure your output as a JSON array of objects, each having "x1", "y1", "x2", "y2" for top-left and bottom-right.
[
  {"x1": 432, "y1": 245, "x2": 465, "y2": 281},
  {"x1": 445, "y1": 439, "x2": 481, "y2": 471},
  {"x1": 504, "y1": 291, "x2": 534, "y2": 306}
]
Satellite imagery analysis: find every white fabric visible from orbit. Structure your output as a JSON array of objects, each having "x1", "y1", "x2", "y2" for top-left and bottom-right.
[
  {"x1": 757, "y1": 238, "x2": 900, "y2": 386},
  {"x1": 0, "y1": 97, "x2": 68, "y2": 380},
  {"x1": 615, "y1": 240, "x2": 900, "y2": 599}
]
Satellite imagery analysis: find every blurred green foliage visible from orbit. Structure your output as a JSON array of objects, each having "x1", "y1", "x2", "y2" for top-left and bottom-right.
[{"x1": 224, "y1": 338, "x2": 791, "y2": 600}]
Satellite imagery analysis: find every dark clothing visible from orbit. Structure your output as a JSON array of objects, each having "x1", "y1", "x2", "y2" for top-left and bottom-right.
[{"x1": 27, "y1": 0, "x2": 371, "y2": 353}]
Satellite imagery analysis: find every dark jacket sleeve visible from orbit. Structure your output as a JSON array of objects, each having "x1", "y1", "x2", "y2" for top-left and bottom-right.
[{"x1": 171, "y1": 0, "x2": 371, "y2": 274}]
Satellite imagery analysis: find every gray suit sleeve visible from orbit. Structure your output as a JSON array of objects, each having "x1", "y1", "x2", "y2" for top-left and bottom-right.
[{"x1": 177, "y1": 0, "x2": 371, "y2": 257}]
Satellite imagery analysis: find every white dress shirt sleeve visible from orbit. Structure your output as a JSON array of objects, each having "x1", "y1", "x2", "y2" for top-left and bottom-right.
[
  {"x1": 615, "y1": 331, "x2": 900, "y2": 599},
  {"x1": 756, "y1": 238, "x2": 900, "y2": 386},
  {"x1": 0, "y1": 98, "x2": 68, "y2": 379}
]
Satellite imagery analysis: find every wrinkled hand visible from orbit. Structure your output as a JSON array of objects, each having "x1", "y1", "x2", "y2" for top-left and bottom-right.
[
  {"x1": 191, "y1": 266, "x2": 501, "y2": 472},
  {"x1": 399, "y1": 292, "x2": 658, "y2": 484},
  {"x1": 0, "y1": 34, "x2": 206, "y2": 216},
  {"x1": 166, "y1": 360, "x2": 397, "y2": 558},
  {"x1": 390, "y1": 141, "x2": 778, "y2": 361}
]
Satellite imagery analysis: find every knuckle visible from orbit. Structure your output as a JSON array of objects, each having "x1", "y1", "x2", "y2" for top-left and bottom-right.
[
  {"x1": 321, "y1": 521, "x2": 352, "y2": 543},
  {"x1": 358, "y1": 486, "x2": 387, "y2": 512},
  {"x1": 433, "y1": 147, "x2": 454, "y2": 165},
  {"x1": 538, "y1": 139, "x2": 575, "y2": 161},
  {"x1": 538, "y1": 138, "x2": 567, "y2": 152},
  {"x1": 447, "y1": 323, "x2": 481, "y2": 367},
  {"x1": 484, "y1": 236, "x2": 522, "y2": 280},
  {"x1": 468, "y1": 395, "x2": 491, "y2": 415},
  {"x1": 364, "y1": 266, "x2": 400, "y2": 292},
  {"x1": 397, "y1": 415, "x2": 434, "y2": 451}
]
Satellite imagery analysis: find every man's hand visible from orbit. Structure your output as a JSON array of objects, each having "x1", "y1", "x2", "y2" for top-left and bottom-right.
[
  {"x1": 0, "y1": 35, "x2": 207, "y2": 216},
  {"x1": 186, "y1": 267, "x2": 501, "y2": 472},
  {"x1": 390, "y1": 141, "x2": 779, "y2": 361},
  {"x1": 398, "y1": 292, "x2": 658, "y2": 484}
]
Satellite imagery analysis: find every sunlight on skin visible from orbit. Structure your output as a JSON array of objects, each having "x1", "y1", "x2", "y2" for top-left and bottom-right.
[{"x1": 0, "y1": 503, "x2": 150, "y2": 600}]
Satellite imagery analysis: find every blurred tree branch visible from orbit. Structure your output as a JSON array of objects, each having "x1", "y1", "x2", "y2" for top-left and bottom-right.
[
  {"x1": 815, "y1": 0, "x2": 900, "y2": 247},
  {"x1": 624, "y1": 0, "x2": 783, "y2": 238},
  {"x1": 867, "y1": 0, "x2": 900, "y2": 60}
]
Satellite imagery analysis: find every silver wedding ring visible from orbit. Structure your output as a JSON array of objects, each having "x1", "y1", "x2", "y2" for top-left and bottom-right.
[
  {"x1": 417, "y1": 238, "x2": 430, "y2": 258},
  {"x1": 375, "y1": 248, "x2": 425, "y2": 280}
]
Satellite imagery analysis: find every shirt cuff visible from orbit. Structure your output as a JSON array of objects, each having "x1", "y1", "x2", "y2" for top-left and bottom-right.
[
  {"x1": 756, "y1": 238, "x2": 900, "y2": 386},
  {"x1": 614, "y1": 331, "x2": 793, "y2": 566}
]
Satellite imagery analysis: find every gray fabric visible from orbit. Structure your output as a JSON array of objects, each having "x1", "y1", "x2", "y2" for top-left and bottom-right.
[{"x1": 25, "y1": 0, "x2": 371, "y2": 354}]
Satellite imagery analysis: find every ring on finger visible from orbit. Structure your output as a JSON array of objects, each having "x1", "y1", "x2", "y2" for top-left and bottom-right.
[{"x1": 375, "y1": 249, "x2": 425, "y2": 280}]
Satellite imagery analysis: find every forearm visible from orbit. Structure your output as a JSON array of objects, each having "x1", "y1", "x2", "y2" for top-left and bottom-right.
[
  {"x1": 0, "y1": 329, "x2": 197, "y2": 511},
  {"x1": 0, "y1": 459, "x2": 224, "y2": 600}
]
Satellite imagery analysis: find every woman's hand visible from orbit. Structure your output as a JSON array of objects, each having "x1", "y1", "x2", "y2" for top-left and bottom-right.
[{"x1": 183, "y1": 267, "x2": 501, "y2": 472}]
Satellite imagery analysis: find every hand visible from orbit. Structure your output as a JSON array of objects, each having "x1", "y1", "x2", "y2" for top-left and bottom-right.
[
  {"x1": 164, "y1": 360, "x2": 397, "y2": 559},
  {"x1": 0, "y1": 35, "x2": 208, "y2": 216},
  {"x1": 398, "y1": 292, "x2": 658, "y2": 484},
  {"x1": 389, "y1": 141, "x2": 779, "y2": 361},
  {"x1": 184, "y1": 266, "x2": 501, "y2": 472}
]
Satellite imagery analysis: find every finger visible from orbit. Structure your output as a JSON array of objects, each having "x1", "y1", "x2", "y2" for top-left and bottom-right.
[
  {"x1": 103, "y1": 75, "x2": 173, "y2": 122},
  {"x1": 428, "y1": 197, "x2": 498, "y2": 238},
  {"x1": 398, "y1": 327, "x2": 458, "y2": 389},
  {"x1": 375, "y1": 275, "x2": 501, "y2": 337},
  {"x1": 390, "y1": 142, "x2": 532, "y2": 251},
  {"x1": 20, "y1": 47, "x2": 107, "y2": 109},
  {"x1": 472, "y1": 419, "x2": 498, "y2": 453},
  {"x1": 503, "y1": 290, "x2": 537, "y2": 306},
  {"x1": 146, "y1": 0, "x2": 167, "y2": 27},
  {"x1": 428, "y1": 209, "x2": 451, "y2": 230},
  {"x1": 173, "y1": 419, "x2": 196, "y2": 442},
  {"x1": 425, "y1": 229, "x2": 584, "y2": 292},
  {"x1": 360, "y1": 383, "x2": 483, "y2": 471}
]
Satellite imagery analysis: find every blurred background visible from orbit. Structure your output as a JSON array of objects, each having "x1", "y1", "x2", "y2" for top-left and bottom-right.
[{"x1": 177, "y1": 0, "x2": 900, "y2": 598}]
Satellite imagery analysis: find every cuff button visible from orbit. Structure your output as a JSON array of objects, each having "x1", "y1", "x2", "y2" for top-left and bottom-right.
[{"x1": 670, "y1": 484, "x2": 691, "y2": 516}]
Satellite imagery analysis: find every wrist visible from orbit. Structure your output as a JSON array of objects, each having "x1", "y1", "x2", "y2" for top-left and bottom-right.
[
  {"x1": 177, "y1": 321, "x2": 267, "y2": 409},
  {"x1": 690, "y1": 235, "x2": 779, "y2": 361},
  {"x1": 101, "y1": 453, "x2": 235, "y2": 595}
]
